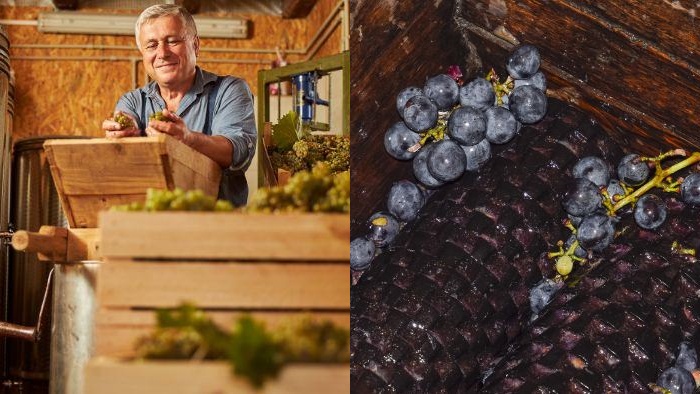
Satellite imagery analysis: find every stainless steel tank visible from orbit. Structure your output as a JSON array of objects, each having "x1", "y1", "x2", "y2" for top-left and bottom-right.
[
  {"x1": 7, "y1": 137, "x2": 76, "y2": 391},
  {"x1": 0, "y1": 25, "x2": 11, "y2": 383}
]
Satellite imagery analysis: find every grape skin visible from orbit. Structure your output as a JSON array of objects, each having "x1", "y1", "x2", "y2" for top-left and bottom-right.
[
  {"x1": 459, "y1": 77, "x2": 496, "y2": 111},
  {"x1": 656, "y1": 366, "x2": 696, "y2": 394},
  {"x1": 447, "y1": 106, "x2": 487, "y2": 146},
  {"x1": 576, "y1": 213, "x2": 615, "y2": 252},
  {"x1": 413, "y1": 143, "x2": 445, "y2": 188},
  {"x1": 562, "y1": 178, "x2": 602, "y2": 217},
  {"x1": 572, "y1": 156, "x2": 610, "y2": 187},
  {"x1": 484, "y1": 106, "x2": 518, "y2": 145},
  {"x1": 403, "y1": 95, "x2": 438, "y2": 132},
  {"x1": 634, "y1": 194, "x2": 667, "y2": 230},
  {"x1": 427, "y1": 140, "x2": 467, "y2": 182},
  {"x1": 680, "y1": 172, "x2": 700, "y2": 206},
  {"x1": 368, "y1": 212, "x2": 400, "y2": 248},
  {"x1": 675, "y1": 341, "x2": 698, "y2": 372},
  {"x1": 423, "y1": 74, "x2": 459, "y2": 111},
  {"x1": 461, "y1": 139, "x2": 491, "y2": 172},
  {"x1": 350, "y1": 237, "x2": 376, "y2": 270},
  {"x1": 509, "y1": 85, "x2": 547, "y2": 124},
  {"x1": 617, "y1": 154, "x2": 649, "y2": 186},
  {"x1": 384, "y1": 122, "x2": 420, "y2": 161},
  {"x1": 396, "y1": 86, "x2": 423, "y2": 117},
  {"x1": 387, "y1": 180, "x2": 425, "y2": 222},
  {"x1": 513, "y1": 70, "x2": 547, "y2": 92},
  {"x1": 506, "y1": 44, "x2": 541, "y2": 79},
  {"x1": 529, "y1": 278, "x2": 563, "y2": 321}
]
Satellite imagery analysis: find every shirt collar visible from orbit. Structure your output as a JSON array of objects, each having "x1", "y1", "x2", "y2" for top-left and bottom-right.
[{"x1": 142, "y1": 66, "x2": 218, "y2": 98}]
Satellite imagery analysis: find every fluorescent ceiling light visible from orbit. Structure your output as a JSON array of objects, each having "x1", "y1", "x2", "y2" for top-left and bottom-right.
[{"x1": 37, "y1": 12, "x2": 248, "y2": 39}]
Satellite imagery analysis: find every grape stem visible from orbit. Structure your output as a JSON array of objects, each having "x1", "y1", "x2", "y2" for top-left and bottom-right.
[{"x1": 612, "y1": 151, "x2": 700, "y2": 213}]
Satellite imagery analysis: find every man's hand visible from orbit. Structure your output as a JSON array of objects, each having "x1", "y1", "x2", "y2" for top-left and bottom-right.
[
  {"x1": 145, "y1": 109, "x2": 194, "y2": 146},
  {"x1": 103, "y1": 111, "x2": 140, "y2": 138}
]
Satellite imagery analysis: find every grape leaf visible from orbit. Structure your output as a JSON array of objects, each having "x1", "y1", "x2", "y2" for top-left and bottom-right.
[{"x1": 271, "y1": 111, "x2": 300, "y2": 151}]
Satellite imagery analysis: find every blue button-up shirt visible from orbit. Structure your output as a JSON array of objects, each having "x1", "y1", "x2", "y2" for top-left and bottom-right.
[{"x1": 115, "y1": 66, "x2": 257, "y2": 206}]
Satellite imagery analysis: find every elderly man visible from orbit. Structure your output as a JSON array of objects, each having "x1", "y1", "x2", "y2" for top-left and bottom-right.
[{"x1": 102, "y1": 4, "x2": 256, "y2": 206}]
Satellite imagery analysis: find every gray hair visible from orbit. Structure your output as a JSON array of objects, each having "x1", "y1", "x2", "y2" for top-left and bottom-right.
[{"x1": 135, "y1": 4, "x2": 198, "y2": 49}]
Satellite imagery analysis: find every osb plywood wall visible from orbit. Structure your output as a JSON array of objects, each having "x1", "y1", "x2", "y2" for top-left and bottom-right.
[{"x1": 0, "y1": 0, "x2": 344, "y2": 139}]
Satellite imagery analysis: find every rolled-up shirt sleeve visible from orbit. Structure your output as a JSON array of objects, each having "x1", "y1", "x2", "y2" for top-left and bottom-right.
[{"x1": 211, "y1": 77, "x2": 257, "y2": 172}]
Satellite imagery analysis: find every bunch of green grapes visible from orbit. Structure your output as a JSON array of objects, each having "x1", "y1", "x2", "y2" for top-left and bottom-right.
[
  {"x1": 111, "y1": 188, "x2": 233, "y2": 212},
  {"x1": 114, "y1": 112, "x2": 135, "y2": 129},
  {"x1": 272, "y1": 315, "x2": 350, "y2": 363},
  {"x1": 270, "y1": 135, "x2": 349, "y2": 174},
  {"x1": 247, "y1": 162, "x2": 349, "y2": 213},
  {"x1": 149, "y1": 111, "x2": 171, "y2": 122}
]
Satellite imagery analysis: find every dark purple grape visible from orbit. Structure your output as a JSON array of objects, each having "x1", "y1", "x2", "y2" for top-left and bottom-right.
[
  {"x1": 506, "y1": 44, "x2": 541, "y2": 79},
  {"x1": 681, "y1": 172, "x2": 700, "y2": 206},
  {"x1": 529, "y1": 278, "x2": 563, "y2": 319},
  {"x1": 562, "y1": 178, "x2": 602, "y2": 217},
  {"x1": 387, "y1": 180, "x2": 425, "y2": 222},
  {"x1": 565, "y1": 234, "x2": 587, "y2": 258},
  {"x1": 568, "y1": 214, "x2": 583, "y2": 227},
  {"x1": 368, "y1": 212, "x2": 400, "y2": 248},
  {"x1": 606, "y1": 179, "x2": 626, "y2": 203},
  {"x1": 617, "y1": 154, "x2": 650, "y2": 186},
  {"x1": 461, "y1": 138, "x2": 491, "y2": 172},
  {"x1": 572, "y1": 156, "x2": 610, "y2": 187},
  {"x1": 350, "y1": 237, "x2": 375, "y2": 270},
  {"x1": 413, "y1": 143, "x2": 445, "y2": 188},
  {"x1": 514, "y1": 70, "x2": 547, "y2": 92},
  {"x1": 384, "y1": 121, "x2": 420, "y2": 161},
  {"x1": 634, "y1": 194, "x2": 667, "y2": 230},
  {"x1": 396, "y1": 86, "x2": 423, "y2": 117},
  {"x1": 675, "y1": 341, "x2": 698, "y2": 372},
  {"x1": 403, "y1": 95, "x2": 438, "y2": 132},
  {"x1": 656, "y1": 367, "x2": 696, "y2": 394},
  {"x1": 447, "y1": 106, "x2": 486, "y2": 146},
  {"x1": 484, "y1": 106, "x2": 518, "y2": 144},
  {"x1": 459, "y1": 77, "x2": 495, "y2": 111},
  {"x1": 423, "y1": 74, "x2": 459, "y2": 110},
  {"x1": 509, "y1": 85, "x2": 547, "y2": 124},
  {"x1": 427, "y1": 140, "x2": 467, "y2": 182},
  {"x1": 576, "y1": 213, "x2": 615, "y2": 252}
]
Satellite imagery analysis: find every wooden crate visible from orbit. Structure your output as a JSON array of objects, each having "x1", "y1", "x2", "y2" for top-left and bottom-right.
[
  {"x1": 44, "y1": 135, "x2": 221, "y2": 228},
  {"x1": 94, "y1": 211, "x2": 350, "y2": 358},
  {"x1": 84, "y1": 360, "x2": 350, "y2": 394}
]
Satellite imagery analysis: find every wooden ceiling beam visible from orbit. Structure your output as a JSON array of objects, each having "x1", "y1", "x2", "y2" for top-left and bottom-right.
[
  {"x1": 282, "y1": 0, "x2": 318, "y2": 19},
  {"x1": 50, "y1": 0, "x2": 78, "y2": 10}
]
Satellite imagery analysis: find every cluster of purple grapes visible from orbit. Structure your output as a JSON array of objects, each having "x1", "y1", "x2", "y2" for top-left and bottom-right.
[
  {"x1": 351, "y1": 44, "x2": 549, "y2": 271},
  {"x1": 653, "y1": 341, "x2": 698, "y2": 394},
  {"x1": 551, "y1": 151, "x2": 700, "y2": 277}
]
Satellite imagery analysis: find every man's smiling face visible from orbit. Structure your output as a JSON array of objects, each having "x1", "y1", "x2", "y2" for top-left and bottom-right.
[{"x1": 139, "y1": 15, "x2": 199, "y2": 90}]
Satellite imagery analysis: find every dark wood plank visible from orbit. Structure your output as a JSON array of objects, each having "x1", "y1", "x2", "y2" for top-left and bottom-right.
[
  {"x1": 283, "y1": 0, "x2": 319, "y2": 18},
  {"x1": 349, "y1": 0, "x2": 471, "y2": 237}
]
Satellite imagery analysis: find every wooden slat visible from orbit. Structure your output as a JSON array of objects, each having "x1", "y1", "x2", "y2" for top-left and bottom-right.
[
  {"x1": 43, "y1": 135, "x2": 221, "y2": 228},
  {"x1": 99, "y1": 212, "x2": 350, "y2": 260},
  {"x1": 93, "y1": 309, "x2": 349, "y2": 358},
  {"x1": 84, "y1": 361, "x2": 349, "y2": 394},
  {"x1": 97, "y1": 261, "x2": 350, "y2": 309}
]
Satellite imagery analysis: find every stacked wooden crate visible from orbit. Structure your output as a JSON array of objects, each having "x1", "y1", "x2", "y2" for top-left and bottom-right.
[{"x1": 85, "y1": 211, "x2": 350, "y2": 392}]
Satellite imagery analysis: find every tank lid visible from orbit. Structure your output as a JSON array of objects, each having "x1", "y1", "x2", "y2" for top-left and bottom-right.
[{"x1": 14, "y1": 136, "x2": 90, "y2": 153}]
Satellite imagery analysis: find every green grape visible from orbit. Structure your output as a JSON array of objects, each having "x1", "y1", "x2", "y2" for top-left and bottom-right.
[
  {"x1": 292, "y1": 140, "x2": 309, "y2": 159},
  {"x1": 149, "y1": 111, "x2": 171, "y2": 122},
  {"x1": 111, "y1": 187, "x2": 234, "y2": 212},
  {"x1": 114, "y1": 112, "x2": 135, "y2": 129},
  {"x1": 272, "y1": 315, "x2": 350, "y2": 363},
  {"x1": 247, "y1": 163, "x2": 349, "y2": 213}
]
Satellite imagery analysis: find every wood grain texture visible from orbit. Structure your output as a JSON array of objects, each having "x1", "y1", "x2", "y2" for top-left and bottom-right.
[
  {"x1": 283, "y1": 0, "x2": 319, "y2": 18},
  {"x1": 84, "y1": 361, "x2": 350, "y2": 394},
  {"x1": 97, "y1": 261, "x2": 350, "y2": 309},
  {"x1": 99, "y1": 212, "x2": 350, "y2": 260},
  {"x1": 93, "y1": 309, "x2": 349, "y2": 358},
  {"x1": 349, "y1": 0, "x2": 469, "y2": 237},
  {"x1": 44, "y1": 135, "x2": 220, "y2": 227}
]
